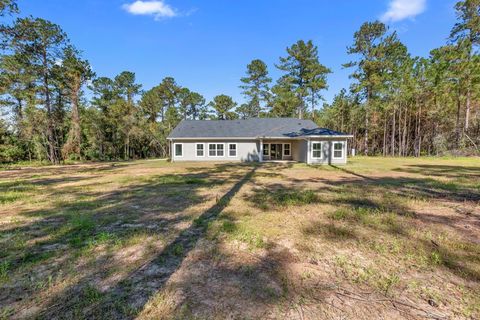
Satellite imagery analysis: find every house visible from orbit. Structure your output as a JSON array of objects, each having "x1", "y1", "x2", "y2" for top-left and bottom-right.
[{"x1": 167, "y1": 118, "x2": 353, "y2": 164}]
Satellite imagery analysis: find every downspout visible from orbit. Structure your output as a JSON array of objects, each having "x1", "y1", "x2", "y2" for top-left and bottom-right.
[
  {"x1": 259, "y1": 138, "x2": 263, "y2": 163},
  {"x1": 306, "y1": 139, "x2": 311, "y2": 165},
  {"x1": 328, "y1": 140, "x2": 332, "y2": 166}
]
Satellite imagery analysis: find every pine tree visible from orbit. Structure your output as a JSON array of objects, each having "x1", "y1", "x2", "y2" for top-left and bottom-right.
[
  {"x1": 276, "y1": 40, "x2": 330, "y2": 119},
  {"x1": 240, "y1": 59, "x2": 271, "y2": 117},
  {"x1": 209, "y1": 95, "x2": 237, "y2": 120}
]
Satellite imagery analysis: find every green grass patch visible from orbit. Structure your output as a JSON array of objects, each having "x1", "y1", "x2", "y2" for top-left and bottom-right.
[
  {"x1": 19, "y1": 250, "x2": 57, "y2": 269},
  {"x1": 376, "y1": 273, "x2": 400, "y2": 295},
  {"x1": 250, "y1": 188, "x2": 319, "y2": 210},
  {"x1": 0, "y1": 260, "x2": 10, "y2": 283},
  {"x1": 123, "y1": 174, "x2": 208, "y2": 186},
  {"x1": 86, "y1": 232, "x2": 120, "y2": 248},
  {"x1": 68, "y1": 214, "x2": 96, "y2": 247},
  {"x1": 225, "y1": 224, "x2": 265, "y2": 249},
  {"x1": 221, "y1": 220, "x2": 236, "y2": 233},
  {"x1": 328, "y1": 207, "x2": 405, "y2": 233},
  {"x1": 0, "y1": 181, "x2": 37, "y2": 204},
  {"x1": 170, "y1": 243, "x2": 184, "y2": 256},
  {"x1": 156, "y1": 175, "x2": 207, "y2": 185},
  {"x1": 83, "y1": 285, "x2": 104, "y2": 304},
  {"x1": 207, "y1": 217, "x2": 266, "y2": 249}
]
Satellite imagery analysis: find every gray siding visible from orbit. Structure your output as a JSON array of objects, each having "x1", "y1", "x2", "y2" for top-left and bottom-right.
[
  {"x1": 307, "y1": 138, "x2": 348, "y2": 165},
  {"x1": 171, "y1": 138, "x2": 349, "y2": 164},
  {"x1": 296, "y1": 140, "x2": 308, "y2": 163},
  {"x1": 172, "y1": 140, "x2": 260, "y2": 162}
]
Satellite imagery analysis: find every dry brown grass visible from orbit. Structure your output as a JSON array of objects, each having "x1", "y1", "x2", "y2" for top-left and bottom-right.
[{"x1": 0, "y1": 157, "x2": 479, "y2": 319}]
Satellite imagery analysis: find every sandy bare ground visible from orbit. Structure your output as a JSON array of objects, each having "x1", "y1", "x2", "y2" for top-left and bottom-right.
[{"x1": 0, "y1": 157, "x2": 479, "y2": 319}]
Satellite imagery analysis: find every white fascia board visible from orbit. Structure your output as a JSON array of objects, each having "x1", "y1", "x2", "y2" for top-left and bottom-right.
[
  {"x1": 167, "y1": 135, "x2": 354, "y2": 140},
  {"x1": 167, "y1": 137, "x2": 257, "y2": 140},
  {"x1": 298, "y1": 135, "x2": 354, "y2": 139}
]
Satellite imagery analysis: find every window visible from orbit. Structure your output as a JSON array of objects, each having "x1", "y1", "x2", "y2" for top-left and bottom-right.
[
  {"x1": 217, "y1": 144, "x2": 224, "y2": 156},
  {"x1": 196, "y1": 144, "x2": 204, "y2": 157},
  {"x1": 228, "y1": 144, "x2": 237, "y2": 157},
  {"x1": 174, "y1": 143, "x2": 183, "y2": 157},
  {"x1": 333, "y1": 142, "x2": 344, "y2": 159},
  {"x1": 208, "y1": 143, "x2": 224, "y2": 157},
  {"x1": 263, "y1": 144, "x2": 269, "y2": 156},
  {"x1": 312, "y1": 142, "x2": 322, "y2": 159},
  {"x1": 283, "y1": 143, "x2": 291, "y2": 156},
  {"x1": 209, "y1": 144, "x2": 216, "y2": 156}
]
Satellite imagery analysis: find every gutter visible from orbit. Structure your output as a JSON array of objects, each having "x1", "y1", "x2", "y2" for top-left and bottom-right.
[{"x1": 167, "y1": 135, "x2": 353, "y2": 140}]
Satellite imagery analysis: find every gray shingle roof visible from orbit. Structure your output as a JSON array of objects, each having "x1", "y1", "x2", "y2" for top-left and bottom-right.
[
  {"x1": 284, "y1": 127, "x2": 349, "y2": 137},
  {"x1": 167, "y1": 118, "x2": 349, "y2": 139}
]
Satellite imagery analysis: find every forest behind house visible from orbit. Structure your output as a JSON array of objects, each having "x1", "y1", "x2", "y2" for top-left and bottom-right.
[{"x1": 0, "y1": 0, "x2": 479, "y2": 164}]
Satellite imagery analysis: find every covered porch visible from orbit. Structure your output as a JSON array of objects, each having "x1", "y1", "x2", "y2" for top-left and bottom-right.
[{"x1": 259, "y1": 139, "x2": 305, "y2": 162}]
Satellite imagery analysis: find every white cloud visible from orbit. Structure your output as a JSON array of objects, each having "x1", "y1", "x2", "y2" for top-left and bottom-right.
[
  {"x1": 381, "y1": 0, "x2": 426, "y2": 23},
  {"x1": 122, "y1": 1, "x2": 177, "y2": 20}
]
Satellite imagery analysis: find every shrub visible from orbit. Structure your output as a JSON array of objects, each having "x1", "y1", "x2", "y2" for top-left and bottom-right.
[{"x1": 0, "y1": 144, "x2": 24, "y2": 163}]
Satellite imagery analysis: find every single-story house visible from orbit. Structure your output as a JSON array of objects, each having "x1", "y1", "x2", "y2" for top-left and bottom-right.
[{"x1": 167, "y1": 118, "x2": 353, "y2": 164}]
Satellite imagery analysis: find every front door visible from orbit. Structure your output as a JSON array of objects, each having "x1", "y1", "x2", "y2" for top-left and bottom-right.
[{"x1": 270, "y1": 144, "x2": 283, "y2": 160}]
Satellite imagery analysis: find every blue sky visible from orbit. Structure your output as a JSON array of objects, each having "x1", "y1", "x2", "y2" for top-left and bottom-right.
[{"x1": 18, "y1": 0, "x2": 457, "y2": 105}]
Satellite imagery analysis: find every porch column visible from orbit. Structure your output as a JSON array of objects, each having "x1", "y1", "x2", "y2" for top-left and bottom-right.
[
  {"x1": 259, "y1": 139, "x2": 263, "y2": 162},
  {"x1": 306, "y1": 139, "x2": 311, "y2": 165}
]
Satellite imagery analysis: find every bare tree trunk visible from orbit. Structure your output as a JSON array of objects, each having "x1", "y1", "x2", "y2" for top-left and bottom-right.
[
  {"x1": 402, "y1": 106, "x2": 407, "y2": 156},
  {"x1": 465, "y1": 41, "x2": 472, "y2": 132},
  {"x1": 397, "y1": 106, "x2": 402, "y2": 157},
  {"x1": 364, "y1": 109, "x2": 369, "y2": 155},
  {"x1": 340, "y1": 101, "x2": 345, "y2": 132},
  {"x1": 417, "y1": 104, "x2": 422, "y2": 157},
  {"x1": 465, "y1": 87, "x2": 471, "y2": 132},
  {"x1": 364, "y1": 89, "x2": 371, "y2": 156},
  {"x1": 42, "y1": 48, "x2": 58, "y2": 165},
  {"x1": 456, "y1": 92, "x2": 462, "y2": 147},
  {"x1": 406, "y1": 107, "x2": 412, "y2": 156},
  {"x1": 71, "y1": 82, "x2": 81, "y2": 158},
  {"x1": 311, "y1": 93, "x2": 315, "y2": 121},
  {"x1": 391, "y1": 107, "x2": 395, "y2": 156},
  {"x1": 64, "y1": 77, "x2": 82, "y2": 160},
  {"x1": 125, "y1": 134, "x2": 130, "y2": 160},
  {"x1": 383, "y1": 114, "x2": 387, "y2": 156}
]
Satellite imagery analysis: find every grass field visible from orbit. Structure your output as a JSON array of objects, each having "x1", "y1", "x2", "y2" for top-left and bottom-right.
[{"x1": 0, "y1": 157, "x2": 479, "y2": 319}]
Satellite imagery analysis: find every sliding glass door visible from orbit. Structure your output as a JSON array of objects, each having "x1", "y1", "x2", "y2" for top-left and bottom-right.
[{"x1": 270, "y1": 144, "x2": 283, "y2": 160}]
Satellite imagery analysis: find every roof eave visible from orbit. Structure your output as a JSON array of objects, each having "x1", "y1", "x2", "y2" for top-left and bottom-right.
[
  {"x1": 167, "y1": 135, "x2": 354, "y2": 140},
  {"x1": 301, "y1": 135, "x2": 354, "y2": 138},
  {"x1": 167, "y1": 137, "x2": 258, "y2": 140}
]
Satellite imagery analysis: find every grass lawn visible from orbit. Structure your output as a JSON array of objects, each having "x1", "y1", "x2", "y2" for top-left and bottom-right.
[{"x1": 0, "y1": 157, "x2": 479, "y2": 319}]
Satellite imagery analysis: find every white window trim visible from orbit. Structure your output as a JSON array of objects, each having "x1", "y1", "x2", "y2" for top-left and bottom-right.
[
  {"x1": 216, "y1": 143, "x2": 225, "y2": 157},
  {"x1": 208, "y1": 143, "x2": 215, "y2": 157},
  {"x1": 333, "y1": 141, "x2": 345, "y2": 159},
  {"x1": 311, "y1": 142, "x2": 322, "y2": 159},
  {"x1": 228, "y1": 143, "x2": 237, "y2": 157},
  {"x1": 283, "y1": 143, "x2": 291, "y2": 157},
  {"x1": 208, "y1": 143, "x2": 225, "y2": 157},
  {"x1": 195, "y1": 143, "x2": 205, "y2": 157},
  {"x1": 263, "y1": 143, "x2": 270, "y2": 157},
  {"x1": 174, "y1": 143, "x2": 183, "y2": 158}
]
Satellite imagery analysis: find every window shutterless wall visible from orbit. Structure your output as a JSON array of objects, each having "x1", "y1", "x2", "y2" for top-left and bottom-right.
[
  {"x1": 307, "y1": 138, "x2": 348, "y2": 165},
  {"x1": 171, "y1": 140, "x2": 259, "y2": 162}
]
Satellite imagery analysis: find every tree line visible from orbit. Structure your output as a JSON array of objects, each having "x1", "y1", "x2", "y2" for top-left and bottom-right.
[{"x1": 0, "y1": 0, "x2": 479, "y2": 163}]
